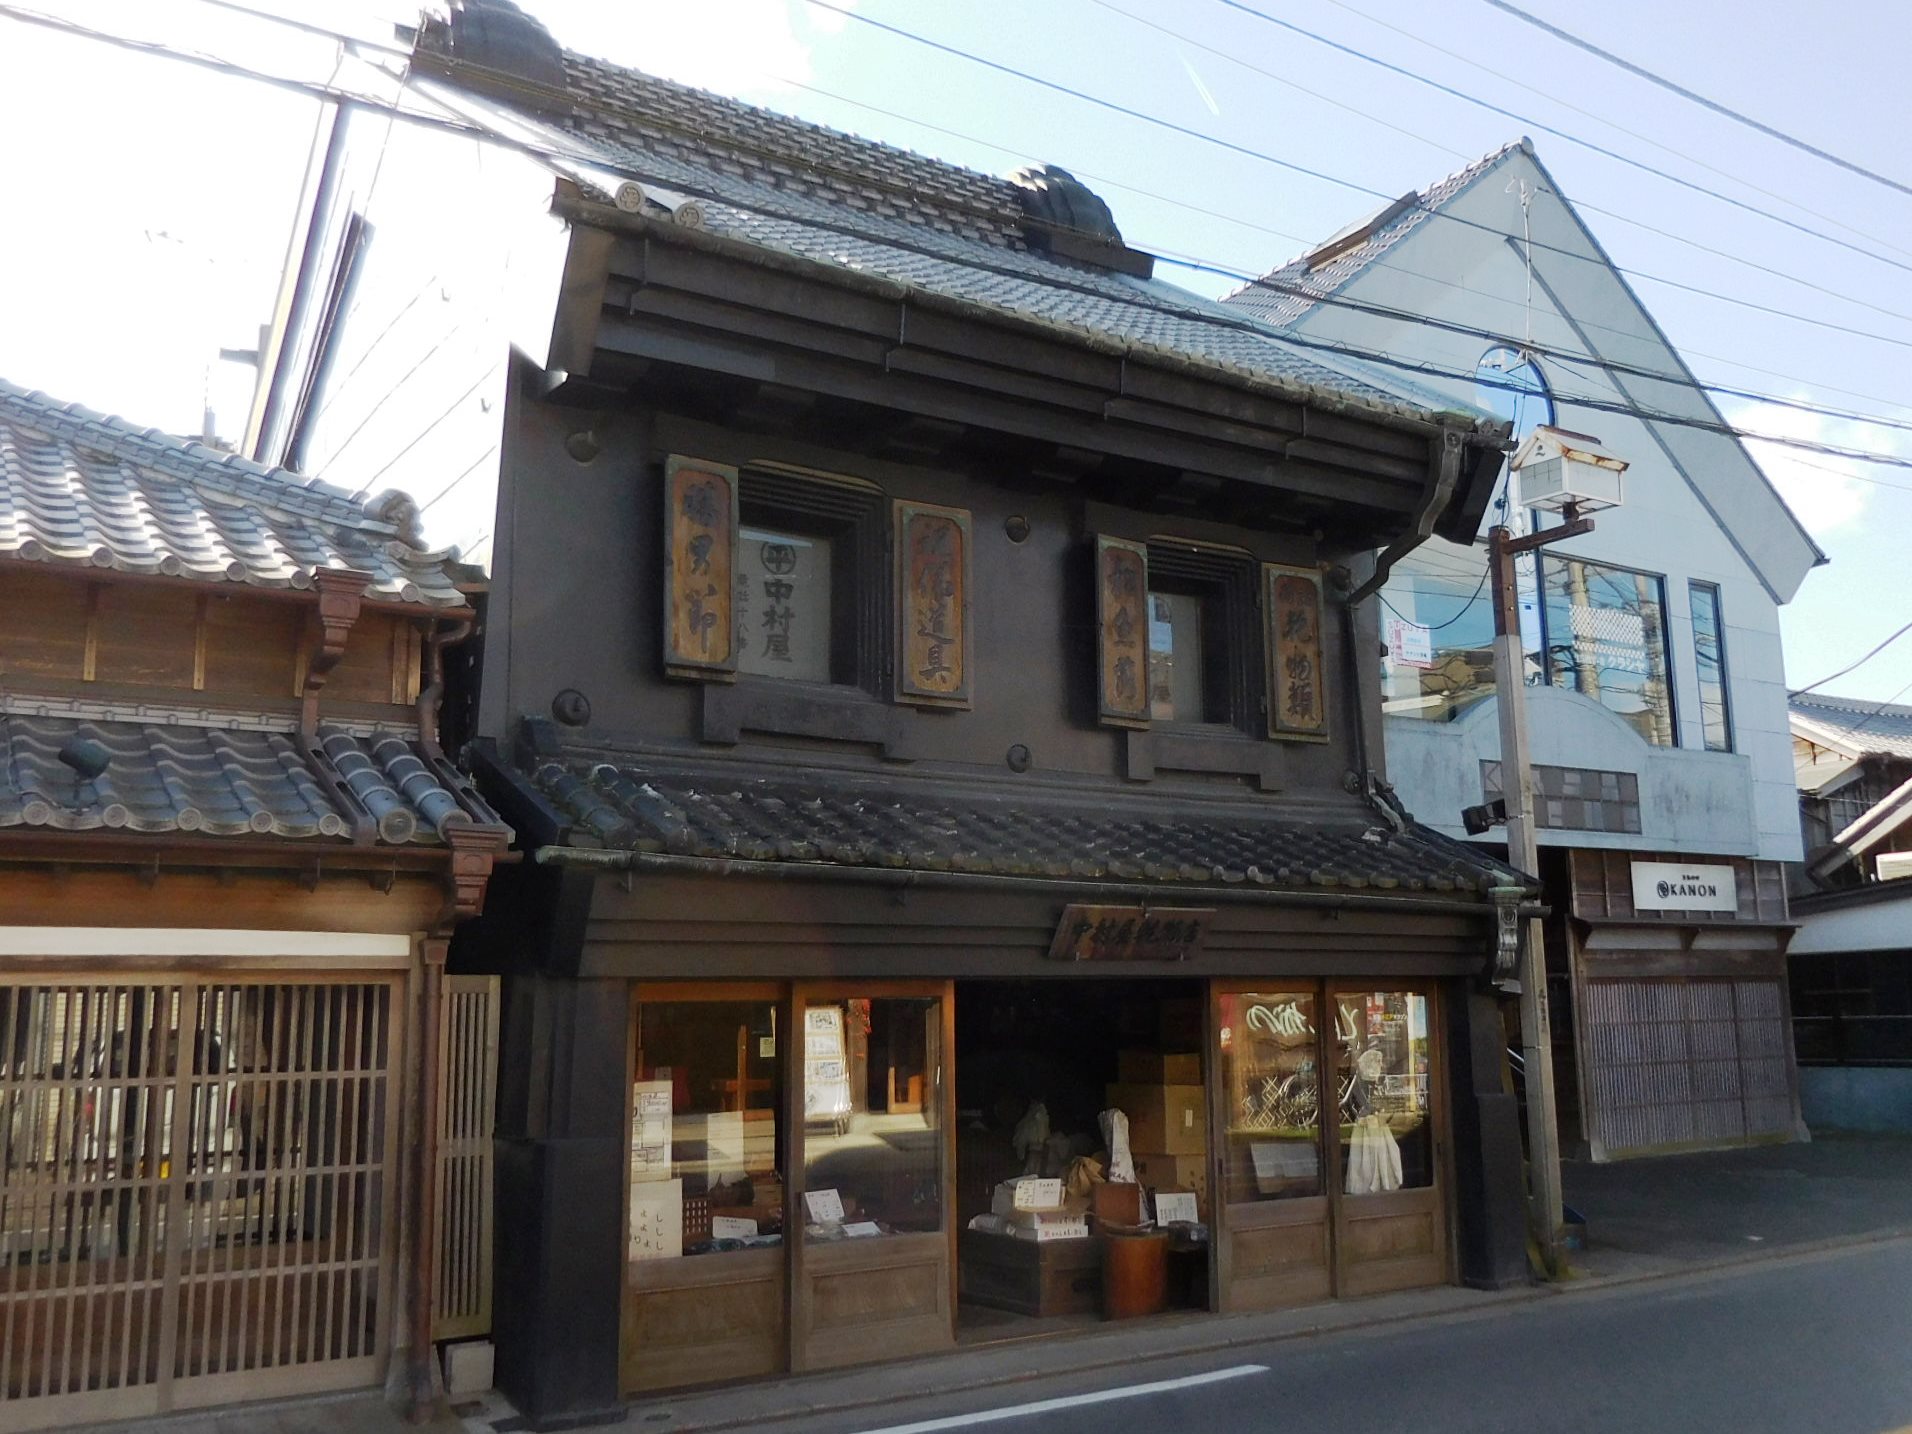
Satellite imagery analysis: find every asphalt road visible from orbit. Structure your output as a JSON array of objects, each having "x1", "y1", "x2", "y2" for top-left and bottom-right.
[{"x1": 755, "y1": 1238, "x2": 1912, "y2": 1434}]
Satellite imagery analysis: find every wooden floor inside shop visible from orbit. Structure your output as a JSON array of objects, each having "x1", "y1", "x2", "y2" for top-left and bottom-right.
[{"x1": 952, "y1": 978, "x2": 1212, "y2": 1340}]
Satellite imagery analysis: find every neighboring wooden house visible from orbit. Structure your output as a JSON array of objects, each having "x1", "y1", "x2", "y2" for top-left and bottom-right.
[
  {"x1": 0, "y1": 377, "x2": 509, "y2": 1430},
  {"x1": 247, "y1": 5, "x2": 1541, "y2": 1425},
  {"x1": 1225, "y1": 140, "x2": 1824, "y2": 1162},
  {"x1": 1786, "y1": 693, "x2": 1912, "y2": 1131}
]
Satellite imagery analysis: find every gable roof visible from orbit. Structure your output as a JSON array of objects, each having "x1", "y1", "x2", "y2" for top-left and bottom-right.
[
  {"x1": 1220, "y1": 140, "x2": 1825, "y2": 604},
  {"x1": 406, "y1": 36, "x2": 1497, "y2": 430},
  {"x1": 0, "y1": 377, "x2": 472, "y2": 607},
  {"x1": 1791, "y1": 692, "x2": 1912, "y2": 761}
]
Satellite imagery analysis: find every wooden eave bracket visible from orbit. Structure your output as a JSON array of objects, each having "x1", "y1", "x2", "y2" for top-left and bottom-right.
[
  {"x1": 299, "y1": 567, "x2": 373, "y2": 737},
  {"x1": 444, "y1": 824, "x2": 512, "y2": 922}
]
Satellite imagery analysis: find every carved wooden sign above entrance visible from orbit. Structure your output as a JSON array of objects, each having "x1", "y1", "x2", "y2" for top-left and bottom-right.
[
  {"x1": 1048, "y1": 904, "x2": 1215, "y2": 962},
  {"x1": 663, "y1": 455, "x2": 739, "y2": 678},
  {"x1": 896, "y1": 500, "x2": 972, "y2": 707},
  {"x1": 1096, "y1": 535, "x2": 1150, "y2": 727},
  {"x1": 1264, "y1": 563, "x2": 1328, "y2": 741}
]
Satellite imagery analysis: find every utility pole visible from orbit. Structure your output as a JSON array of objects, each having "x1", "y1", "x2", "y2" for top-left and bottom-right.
[{"x1": 1489, "y1": 502, "x2": 1591, "y2": 1278}]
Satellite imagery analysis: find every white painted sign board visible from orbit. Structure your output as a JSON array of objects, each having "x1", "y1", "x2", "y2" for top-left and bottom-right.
[
  {"x1": 1384, "y1": 615, "x2": 1435, "y2": 669},
  {"x1": 1631, "y1": 861, "x2": 1738, "y2": 913}
]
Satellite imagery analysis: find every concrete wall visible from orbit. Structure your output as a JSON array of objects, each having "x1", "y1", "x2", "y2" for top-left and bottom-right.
[
  {"x1": 1292, "y1": 149, "x2": 1810, "y2": 862},
  {"x1": 1799, "y1": 1067, "x2": 1912, "y2": 1134}
]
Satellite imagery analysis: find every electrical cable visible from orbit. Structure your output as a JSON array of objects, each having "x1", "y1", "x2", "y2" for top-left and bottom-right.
[
  {"x1": 1482, "y1": 0, "x2": 1912, "y2": 202},
  {"x1": 1208, "y1": 0, "x2": 1912, "y2": 283},
  {"x1": 11, "y1": 2, "x2": 1912, "y2": 478},
  {"x1": 1795, "y1": 619, "x2": 1912, "y2": 697}
]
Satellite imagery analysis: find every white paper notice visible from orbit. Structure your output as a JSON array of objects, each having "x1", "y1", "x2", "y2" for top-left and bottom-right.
[
  {"x1": 1155, "y1": 1192, "x2": 1199, "y2": 1225},
  {"x1": 631, "y1": 1080, "x2": 673, "y2": 1184},
  {"x1": 1012, "y1": 1177, "x2": 1062, "y2": 1210},
  {"x1": 710, "y1": 1216, "x2": 759, "y2": 1239},
  {"x1": 804, "y1": 1188, "x2": 846, "y2": 1225},
  {"x1": 842, "y1": 1221, "x2": 882, "y2": 1238},
  {"x1": 707, "y1": 1110, "x2": 746, "y2": 1180},
  {"x1": 1385, "y1": 614, "x2": 1435, "y2": 669},
  {"x1": 1251, "y1": 1141, "x2": 1319, "y2": 1181},
  {"x1": 804, "y1": 1007, "x2": 852, "y2": 1122},
  {"x1": 629, "y1": 1177, "x2": 683, "y2": 1262}
]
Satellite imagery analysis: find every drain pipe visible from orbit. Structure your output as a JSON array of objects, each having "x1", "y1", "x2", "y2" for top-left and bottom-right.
[{"x1": 1347, "y1": 425, "x2": 1468, "y2": 607}]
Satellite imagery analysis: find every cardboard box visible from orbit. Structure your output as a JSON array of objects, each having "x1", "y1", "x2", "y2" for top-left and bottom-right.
[
  {"x1": 1117, "y1": 1050, "x2": 1202, "y2": 1085},
  {"x1": 1105, "y1": 1083, "x2": 1207, "y2": 1155},
  {"x1": 1131, "y1": 1150, "x2": 1208, "y2": 1205}
]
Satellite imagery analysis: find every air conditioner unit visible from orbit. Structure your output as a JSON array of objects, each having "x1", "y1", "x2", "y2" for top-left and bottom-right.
[{"x1": 1877, "y1": 851, "x2": 1912, "y2": 882}]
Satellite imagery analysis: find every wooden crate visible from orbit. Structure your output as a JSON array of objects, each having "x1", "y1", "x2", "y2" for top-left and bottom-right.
[{"x1": 958, "y1": 1229, "x2": 1103, "y2": 1317}]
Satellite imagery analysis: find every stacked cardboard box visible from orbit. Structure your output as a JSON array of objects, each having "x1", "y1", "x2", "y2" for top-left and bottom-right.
[
  {"x1": 980, "y1": 1176, "x2": 1089, "y2": 1242},
  {"x1": 1110, "y1": 1050, "x2": 1209, "y2": 1219}
]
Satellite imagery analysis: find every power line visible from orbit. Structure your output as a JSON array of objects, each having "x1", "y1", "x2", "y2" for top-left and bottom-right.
[
  {"x1": 1482, "y1": 0, "x2": 1912, "y2": 202},
  {"x1": 1795, "y1": 620, "x2": 1912, "y2": 696},
  {"x1": 13, "y1": 2, "x2": 1912, "y2": 480},
  {"x1": 1210, "y1": 0, "x2": 1912, "y2": 285},
  {"x1": 1320, "y1": 0, "x2": 1912, "y2": 262}
]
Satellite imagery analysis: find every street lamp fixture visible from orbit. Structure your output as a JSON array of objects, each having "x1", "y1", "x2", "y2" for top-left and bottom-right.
[{"x1": 1493, "y1": 425, "x2": 1629, "y2": 1279}]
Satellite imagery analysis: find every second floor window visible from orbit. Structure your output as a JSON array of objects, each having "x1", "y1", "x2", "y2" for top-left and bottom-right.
[
  {"x1": 1143, "y1": 543, "x2": 1260, "y2": 731},
  {"x1": 733, "y1": 469, "x2": 884, "y2": 691},
  {"x1": 1689, "y1": 580, "x2": 1733, "y2": 753},
  {"x1": 736, "y1": 526, "x2": 834, "y2": 682},
  {"x1": 1539, "y1": 554, "x2": 1675, "y2": 746}
]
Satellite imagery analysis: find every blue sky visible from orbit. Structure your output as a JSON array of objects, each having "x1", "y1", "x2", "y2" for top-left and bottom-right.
[{"x1": 1, "y1": 0, "x2": 1907, "y2": 702}]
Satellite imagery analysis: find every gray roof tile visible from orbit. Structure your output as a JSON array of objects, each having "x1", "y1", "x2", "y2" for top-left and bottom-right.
[
  {"x1": 1790, "y1": 692, "x2": 1912, "y2": 761},
  {"x1": 0, "y1": 377, "x2": 472, "y2": 607},
  {"x1": 0, "y1": 715, "x2": 508, "y2": 846},
  {"x1": 522, "y1": 758, "x2": 1525, "y2": 897}
]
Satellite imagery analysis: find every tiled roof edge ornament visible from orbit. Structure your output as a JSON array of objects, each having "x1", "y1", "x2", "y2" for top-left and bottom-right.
[
  {"x1": 1009, "y1": 165, "x2": 1155, "y2": 280},
  {"x1": 416, "y1": 0, "x2": 570, "y2": 113}
]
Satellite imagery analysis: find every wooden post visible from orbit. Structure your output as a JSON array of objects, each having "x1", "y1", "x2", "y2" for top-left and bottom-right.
[
  {"x1": 1489, "y1": 525, "x2": 1565, "y2": 1277},
  {"x1": 407, "y1": 937, "x2": 448, "y2": 1422}
]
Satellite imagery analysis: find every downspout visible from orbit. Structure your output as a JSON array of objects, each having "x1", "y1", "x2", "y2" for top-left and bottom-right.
[
  {"x1": 416, "y1": 616, "x2": 474, "y2": 760},
  {"x1": 1346, "y1": 424, "x2": 1468, "y2": 607}
]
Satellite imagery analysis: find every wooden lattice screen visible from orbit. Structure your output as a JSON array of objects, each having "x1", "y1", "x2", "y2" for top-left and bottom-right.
[
  {"x1": 432, "y1": 975, "x2": 498, "y2": 1342},
  {"x1": 0, "y1": 976, "x2": 401, "y2": 1432}
]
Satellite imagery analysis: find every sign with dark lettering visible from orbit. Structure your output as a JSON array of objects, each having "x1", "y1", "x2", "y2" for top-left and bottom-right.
[
  {"x1": 1048, "y1": 904, "x2": 1215, "y2": 962},
  {"x1": 896, "y1": 500, "x2": 972, "y2": 706},
  {"x1": 663, "y1": 455, "x2": 738, "y2": 678},
  {"x1": 1097, "y1": 536, "x2": 1151, "y2": 727},
  {"x1": 1265, "y1": 563, "x2": 1328, "y2": 740},
  {"x1": 1630, "y1": 861, "x2": 1738, "y2": 913}
]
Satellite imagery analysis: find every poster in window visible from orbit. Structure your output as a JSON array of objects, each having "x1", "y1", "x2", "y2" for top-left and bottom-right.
[
  {"x1": 1264, "y1": 563, "x2": 1329, "y2": 740},
  {"x1": 663, "y1": 455, "x2": 738, "y2": 678},
  {"x1": 896, "y1": 500, "x2": 972, "y2": 706},
  {"x1": 1096, "y1": 535, "x2": 1150, "y2": 727}
]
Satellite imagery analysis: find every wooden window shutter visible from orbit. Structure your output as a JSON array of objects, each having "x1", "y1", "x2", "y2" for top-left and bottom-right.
[
  {"x1": 1096, "y1": 535, "x2": 1150, "y2": 727},
  {"x1": 1264, "y1": 562, "x2": 1329, "y2": 740},
  {"x1": 895, "y1": 499, "x2": 972, "y2": 707},
  {"x1": 663, "y1": 455, "x2": 740, "y2": 679}
]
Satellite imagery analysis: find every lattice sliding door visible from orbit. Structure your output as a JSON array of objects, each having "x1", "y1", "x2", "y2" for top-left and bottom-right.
[{"x1": 433, "y1": 975, "x2": 497, "y2": 1341}]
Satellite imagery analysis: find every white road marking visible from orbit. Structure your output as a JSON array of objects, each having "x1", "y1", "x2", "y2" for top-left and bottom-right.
[{"x1": 852, "y1": 1363, "x2": 1271, "y2": 1433}]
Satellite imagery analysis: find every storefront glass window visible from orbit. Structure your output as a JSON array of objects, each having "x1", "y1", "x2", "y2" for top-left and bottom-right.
[
  {"x1": 736, "y1": 526, "x2": 833, "y2": 682},
  {"x1": 801, "y1": 997, "x2": 943, "y2": 1239},
  {"x1": 1218, "y1": 991, "x2": 1323, "y2": 1202},
  {"x1": 1333, "y1": 992, "x2": 1433, "y2": 1193},
  {"x1": 630, "y1": 998, "x2": 783, "y2": 1259},
  {"x1": 1539, "y1": 555, "x2": 1676, "y2": 746}
]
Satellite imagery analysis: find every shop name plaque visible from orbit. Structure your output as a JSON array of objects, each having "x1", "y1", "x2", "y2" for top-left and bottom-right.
[
  {"x1": 1049, "y1": 904, "x2": 1214, "y2": 962},
  {"x1": 1630, "y1": 861, "x2": 1738, "y2": 913}
]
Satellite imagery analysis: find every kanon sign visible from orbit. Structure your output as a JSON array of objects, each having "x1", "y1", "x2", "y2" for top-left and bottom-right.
[{"x1": 1629, "y1": 861, "x2": 1738, "y2": 913}]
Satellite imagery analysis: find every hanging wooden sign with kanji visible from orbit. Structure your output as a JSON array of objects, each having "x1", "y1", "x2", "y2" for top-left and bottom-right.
[
  {"x1": 663, "y1": 456, "x2": 739, "y2": 678},
  {"x1": 1096, "y1": 535, "x2": 1151, "y2": 727},
  {"x1": 1265, "y1": 562, "x2": 1328, "y2": 740},
  {"x1": 896, "y1": 500, "x2": 972, "y2": 706}
]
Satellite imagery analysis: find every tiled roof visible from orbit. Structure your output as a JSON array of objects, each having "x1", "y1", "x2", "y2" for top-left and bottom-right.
[
  {"x1": 520, "y1": 758, "x2": 1527, "y2": 898},
  {"x1": 1221, "y1": 141, "x2": 1529, "y2": 328},
  {"x1": 0, "y1": 377, "x2": 472, "y2": 607},
  {"x1": 1790, "y1": 692, "x2": 1912, "y2": 761},
  {"x1": 0, "y1": 715, "x2": 507, "y2": 846},
  {"x1": 427, "y1": 58, "x2": 1491, "y2": 424}
]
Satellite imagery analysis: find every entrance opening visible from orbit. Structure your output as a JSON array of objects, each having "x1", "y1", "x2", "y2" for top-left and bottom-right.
[{"x1": 953, "y1": 978, "x2": 1208, "y2": 1343}]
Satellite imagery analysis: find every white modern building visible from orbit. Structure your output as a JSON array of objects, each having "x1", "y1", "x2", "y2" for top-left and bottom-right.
[{"x1": 1227, "y1": 139, "x2": 1825, "y2": 1160}]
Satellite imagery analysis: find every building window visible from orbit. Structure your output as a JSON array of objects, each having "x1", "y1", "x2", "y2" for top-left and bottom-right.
[
  {"x1": 1689, "y1": 581, "x2": 1733, "y2": 753},
  {"x1": 1481, "y1": 761, "x2": 1642, "y2": 834},
  {"x1": 1144, "y1": 543, "x2": 1261, "y2": 730},
  {"x1": 1538, "y1": 555, "x2": 1676, "y2": 746},
  {"x1": 734, "y1": 469, "x2": 885, "y2": 691}
]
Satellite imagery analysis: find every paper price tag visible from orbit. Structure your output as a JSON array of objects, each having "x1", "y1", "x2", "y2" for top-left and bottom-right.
[
  {"x1": 710, "y1": 1216, "x2": 758, "y2": 1239},
  {"x1": 1011, "y1": 1177, "x2": 1062, "y2": 1210},
  {"x1": 1155, "y1": 1192, "x2": 1199, "y2": 1226},
  {"x1": 842, "y1": 1221, "x2": 882, "y2": 1238},
  {"x1": 804, "y1": 1188, "x2": 845, "y2": 1225}
]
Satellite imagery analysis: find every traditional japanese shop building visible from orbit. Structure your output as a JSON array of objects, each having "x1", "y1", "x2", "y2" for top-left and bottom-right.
[
  {"x1": 0, "y1": 379, "x2": 509, "y2": 1430},
  {"x1": 247, "y1": 4, "x2": 1537, "y2": 1424}
]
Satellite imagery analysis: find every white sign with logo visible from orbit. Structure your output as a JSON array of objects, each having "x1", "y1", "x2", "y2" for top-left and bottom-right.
[
  {"x1": 1384, "y1": 615, "x2": 1435, "y2": 669},
  {"x1": 1631, "y1": 861, "x2": 1737, "y2": 913}
]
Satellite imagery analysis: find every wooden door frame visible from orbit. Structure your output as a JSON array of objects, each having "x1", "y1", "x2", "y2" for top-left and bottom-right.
[{"x1": 788, "y1": 980, "x2": 956, "y2": 1369}]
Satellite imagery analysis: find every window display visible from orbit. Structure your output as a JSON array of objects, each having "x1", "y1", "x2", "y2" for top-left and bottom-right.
[
  {"x1": 1332, "y1": 992, "x2": 1432, "y2": 1193},
  {"x1": 629, "y1": 998, "x2": 783, "y2": 1260},
  {"x1": 802, "y1": 996, "x2": 943, "y2": 1239},
  {"x1": 1218, "y1": 991, "x2": 1323, "y2": 1203}
]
